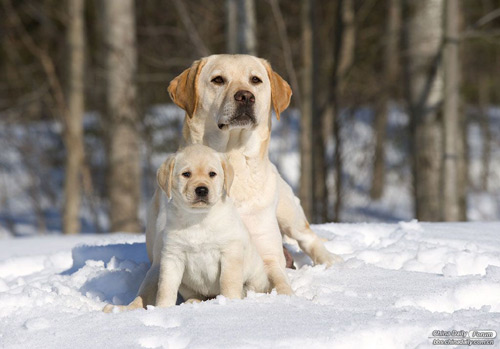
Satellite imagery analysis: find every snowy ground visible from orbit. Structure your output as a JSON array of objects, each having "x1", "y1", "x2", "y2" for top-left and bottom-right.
[{"x1": 1, "y1": 221, "x2": 499, "y2": 348}]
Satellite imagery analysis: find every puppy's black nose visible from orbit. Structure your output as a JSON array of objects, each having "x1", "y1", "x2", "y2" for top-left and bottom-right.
[
  {"x1": 195, "y1": 186, "x2": 209, "y2": 197},
  {"x1": 234, "y1": 90, "x2": 255, "y2": 105}
]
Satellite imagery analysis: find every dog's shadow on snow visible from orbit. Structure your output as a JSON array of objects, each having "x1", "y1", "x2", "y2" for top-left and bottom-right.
[
  {"x1": 62, "y1": 241, "x2": 315, "y2": 306},
  {"x1": 62, "y1": 243, "x2": 150, "y2": 305}
]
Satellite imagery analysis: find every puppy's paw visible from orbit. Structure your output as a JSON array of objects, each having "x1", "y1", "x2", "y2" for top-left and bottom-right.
[
  {"x1": 184, "y1": 298, "x2": 203, "y2": 304},
  {"x1": 102, "y1": 304, "x2": 116, "y2": 313},
  {"x1": 275, "y1": 283, "x2": 294, "y2": 296}
]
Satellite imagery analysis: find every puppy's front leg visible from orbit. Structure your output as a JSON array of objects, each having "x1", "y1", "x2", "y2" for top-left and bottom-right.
[
  {"x1": 156, "y1": 255, "x2": 184, "y2": 308},
  {"x1": 220, "y1": 244, "x2": 244, "y2": 299}
]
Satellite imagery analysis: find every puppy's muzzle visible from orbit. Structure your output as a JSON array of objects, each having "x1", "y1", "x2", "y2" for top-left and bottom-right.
[{"x1": 195, "y1": 186, "x2": 209, "y2": 198}]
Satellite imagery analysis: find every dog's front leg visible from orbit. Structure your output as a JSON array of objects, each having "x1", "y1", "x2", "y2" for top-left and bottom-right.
[
  {"x1": 220, "y1": 244, "x2": 244, "y2": 299},
  {"x1": 156, "y1": 255, "x2": 184, "y2": 308},
  {"x1": 263, "y1": 256, "x2": 293, "y2": 296}
]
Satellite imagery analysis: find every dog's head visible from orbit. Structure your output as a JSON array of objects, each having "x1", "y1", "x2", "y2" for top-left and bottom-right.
[
  {"x1": 156, "y1": 144, "x2": 233, "y2": 210},
  {"x1": 168, "y1": 54, "x2": 292, "y2": 131}
]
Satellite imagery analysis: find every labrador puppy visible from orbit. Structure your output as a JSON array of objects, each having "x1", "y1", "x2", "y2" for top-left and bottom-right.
[
  {"x1": 104, "y1": 144, "x2": 270, "y2": 312},
  {"x1": 159, "y1": 55, "x2": 342, "y2": 295}
]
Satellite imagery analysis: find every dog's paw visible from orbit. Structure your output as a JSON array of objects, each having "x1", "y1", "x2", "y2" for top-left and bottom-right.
[
  {"x1": 102, "y1": 304, "x2": 116, "y2": 313},
  {"x1": 314, "y1": 250, "x2": 343, "y2": 268},
  {"x1": 184, "y1": 298, "x2": 203, "y2": 304},
  {"x1": 275, "y1": 283, "x2": 294, "y2": 296}
]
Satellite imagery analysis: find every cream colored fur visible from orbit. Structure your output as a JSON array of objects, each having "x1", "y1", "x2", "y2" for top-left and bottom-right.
[
  {"x1": 104, "y1": 54, "x2": 342, "y2": 312},
  {"x1": 167, "y1": 54, "x2": 342, "y2": 294},
  {"x1": 104, "y1": 145, "x2": 269, "y2": 312}
]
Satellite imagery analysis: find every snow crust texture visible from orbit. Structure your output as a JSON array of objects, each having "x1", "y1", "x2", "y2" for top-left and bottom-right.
[{"x1": 0, "y1": 222, "x2": 499, "y2": 348}]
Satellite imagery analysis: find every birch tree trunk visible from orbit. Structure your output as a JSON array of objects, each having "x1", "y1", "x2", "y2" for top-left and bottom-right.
[
  {"x1": 312, "y1": 1, "x2": 327, "y2": 223},
  {"x1": 404, "y1": 0, "x2": 443, "y2": 221},
  {"x1": 442, "y1": 0, "x2": 465, "y2": 220},
  {"x1": 226, "y1": 0, "x2": 238, "y2": 53},
  {"x1": 330, "y1": 0, "x2": 355, "y2": 222},
  {"x1": 103, "y1": 0, "x2": 141, "y2": 233},
  {"x1": 226, "y1": 0, "x2": 256, "y2": 55},
  {"x1": 370, "y1": 0, "x2": 400, "y2": 200},
  {"x1": 478, "y1": 77, "x2": 491, "y2": 192},
  {"x1": 63, "y1": 0, "x2": 85, "y2": 235},
  {"x1": 313, "y1": 1, "x2": 336, "y2": 223},
  {"x1": 299, "y1": 0, "x2": 314, "y2": 221}
]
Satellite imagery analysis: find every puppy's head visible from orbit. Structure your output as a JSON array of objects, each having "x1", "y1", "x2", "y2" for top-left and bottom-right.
[
  {"x1": 168, "y1": 54, "x2": 292, "y2": 130},
  {"x1": 157, "y1": 145, "x2": 233, "y2": 210}
]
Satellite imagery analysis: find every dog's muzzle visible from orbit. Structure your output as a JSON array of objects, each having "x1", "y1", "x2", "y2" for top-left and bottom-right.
[
  {"x1": 195, "y1": 186, "x2": 208, "y2": 197},
  {"x1": 218, "y1": 90, "x2": 257, "y2": 130},
  {"x1": 192, "y1": 186, "x2": 209, "y2": 205}
]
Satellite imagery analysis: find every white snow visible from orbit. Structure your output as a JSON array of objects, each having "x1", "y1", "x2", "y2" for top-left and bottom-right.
[{"x1": 1, "y1": 222, "x2": 499, "y2": 348}]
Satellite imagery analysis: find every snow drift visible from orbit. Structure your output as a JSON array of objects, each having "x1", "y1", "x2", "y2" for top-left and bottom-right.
[{"x1": 1, "y1": 221, "x2": 499, "y2": 348}]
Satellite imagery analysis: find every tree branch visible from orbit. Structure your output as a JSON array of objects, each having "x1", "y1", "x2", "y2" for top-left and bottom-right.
[
  {"x1": 171, "y1": 0, "x2": 210, "y2": 57},
  {"x1": 2, "y1": 0, "x2": 67, "y2": 126},
  {"x1": 268, "y1": 0, "x2": 301, "y2": 107}
]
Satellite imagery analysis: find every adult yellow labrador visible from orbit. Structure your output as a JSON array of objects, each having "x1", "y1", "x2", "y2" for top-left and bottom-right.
[
  {"x1": 104, "y1": 55, "x2": 342, "y2": 311},
  {"x1": 166, "y1": 55, "x2": 342, "y2": 286}
]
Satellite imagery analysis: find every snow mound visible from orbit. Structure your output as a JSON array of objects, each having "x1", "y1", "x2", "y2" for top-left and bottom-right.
[{"x1": 0, "y1": 223, "x2": 499, "y2": 348}]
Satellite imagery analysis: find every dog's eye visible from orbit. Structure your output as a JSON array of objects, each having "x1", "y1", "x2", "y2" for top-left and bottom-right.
[
  {"x1": 211, "y1": 76, "x2": 225, "y2": 85},
  {"x1": 251, "y1": 76, "x2": 262, "y2": 84},
  {"x1": 182, "y1": 172, "x2": 191, "y2": 178},
  {"x1": 209, "y1": 171, "x2": 217, "y2": 178}
]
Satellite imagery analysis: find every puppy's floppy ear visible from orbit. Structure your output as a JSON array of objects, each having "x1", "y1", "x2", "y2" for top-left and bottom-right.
[
  {"x1": 262, "y1": 60, "x2": 292, "y2": 121},
  {"x1": 220, "y1": 155, "x2": 234, "y2": 195},
  {"x1": 167, "y1": 58, "x2": 207, "y2": 118},
  {"x1": 157, "y1": 154, "x2": 176, "y2": 199}
]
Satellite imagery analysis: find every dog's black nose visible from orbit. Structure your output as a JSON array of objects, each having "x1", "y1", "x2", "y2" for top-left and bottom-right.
[
  {"x1": 234, "y1": 90, "x2": 255, "y2": 105},
  {"x1": 195, "y1": 186, "x2": 209, "y2": 197}
]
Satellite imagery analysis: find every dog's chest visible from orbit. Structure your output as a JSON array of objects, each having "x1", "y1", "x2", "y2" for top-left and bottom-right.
[
  {"x1": 167, "y1": 226, "x2": 226, "y2": 296},
  {"x1": 227, "y1": 154, "x2": 277, "y2": 210},
  {"x1": 182, "y1": 246, "x2": 222, "y2": 295}
]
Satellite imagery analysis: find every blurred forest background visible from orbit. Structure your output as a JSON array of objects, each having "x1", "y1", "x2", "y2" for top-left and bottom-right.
[{"x1": 0, "y1": 0, "x2": 499, "y2": 236}]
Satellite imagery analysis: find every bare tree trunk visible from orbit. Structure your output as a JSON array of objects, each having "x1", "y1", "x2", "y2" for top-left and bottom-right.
[
  {"x1": 457, "y1": 99, "x2": 468, "y2": 220},
  {"x1": 404, "y1": 0, "x2": 444, "y2": 221},
  {"x1": 311, "y1": 1, "x2": 327, "y2": 223},
  {"x1": 457, "y1": 4, "x2": 468, "y2": 221},
  {"x1": 337, "y1": 0, "x2": 355, "y2": 86},
  {"x1": 240, "y1": 0, "x2": 257, "y2": 55},
  {"x1": 227, "y1": 0, "x2": 256, "y2": 55},
  {"x1": 442, "y1": 0, "x2": 465, "y2": 221},
  {"x1": 331, "y1": 0, "x2": 355, "y2": 222},
  {"x1": 478, "y1": 77, "x2": 491, "y2": 192},
  {"x1": 103, "y1": 0, "x2": 141, "y2": 233},
  {"x1": 172, "y1": 0, "x2": 210, "y2": 57},
  {"x1": 370, "y1": 0, "x2": 400, "y2": 200},
  {"x1": 3, "y1": 0, "x2": 89, "y2": 234},
  {"x1": 315, "y1": 1, "x2": 336, "y2": 223},
  {"x1": 63, "y1": 0, "x2": 85, "y2": 235},
  {"x1": 226, "y1": 0, "x2": 238, "y2": 53},
  {"x1": 269, "y1": 0, "x2": 301, "y2": 105},
  {"x1": 299, "y1": 0, "x2": 314, "y2": 221}
]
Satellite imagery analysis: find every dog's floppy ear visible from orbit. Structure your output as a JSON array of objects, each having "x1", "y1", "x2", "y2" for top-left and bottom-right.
[
  {"x1": 168, "y1": 58, "x2": 207, "y2": 118},
  {"x1": 263, "y1": 60, "x2": 292, "y2": 121},
  {"x1": 157, "y1": 154, "x2": 176, "y2": 199},
  {"x1": 220, "y1": 155, "x2": 234, "y2": 195}
]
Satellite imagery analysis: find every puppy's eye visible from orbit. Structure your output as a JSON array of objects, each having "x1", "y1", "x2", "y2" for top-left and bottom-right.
[
  {"x1": 251, "y1": 76, "x2": 262, "y2": 84},
  {"x1": 211, "y1": 76, "x2": 225, "y2": 85},
  {"x1": 182, "y1": 172, "x2": 191, "y2": 178},
  {"x1": 209, "y1": 171, "x2": 217, "y2": 178}
]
